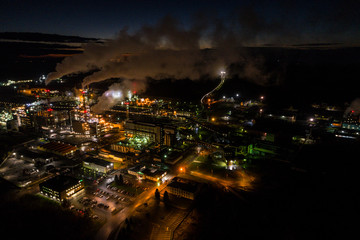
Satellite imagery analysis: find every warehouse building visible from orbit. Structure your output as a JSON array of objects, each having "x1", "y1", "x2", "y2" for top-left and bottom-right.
[
  {"x1": 38, "y1": 141, "x2": 77, "y2": 156},
  {"x1": 82, "y1": 157, "x2": 114, "y2": 175},
  {"x1": 127, "y1": 164, "x2": 167, "y2": 181},
  {"x1": 166, "y1": 177, "x2": 201, "y2": 200},
  {"x1": 124, "y1": 119, "x2": 176, "y2": 146},
  {"x1": 39, "y1": 175, "x2": 84, "y2": 202},
  {"x1": 125, "y1": 120, "x2": 161, "y2": 143}
]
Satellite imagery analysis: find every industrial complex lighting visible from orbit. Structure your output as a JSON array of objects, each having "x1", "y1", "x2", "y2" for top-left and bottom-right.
[{"x1": 112, "y1": 91, "x2": 122, "y2": 99}]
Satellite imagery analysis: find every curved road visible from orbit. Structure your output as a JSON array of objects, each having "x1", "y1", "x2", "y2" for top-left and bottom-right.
[{"x1": 200, "y1": 72, "x2": 226, "y2": 105}]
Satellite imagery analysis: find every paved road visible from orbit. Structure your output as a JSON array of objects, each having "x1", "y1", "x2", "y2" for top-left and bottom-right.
[
  {"x1": 93, "y1": 150, "x2": 200, "y2": 240},
  {"x1": 94, "y1": 175, "x2": 170, "y2": 240},
  {"x1": 187, "y1": 171, "x2": 249, "y2": 201}
]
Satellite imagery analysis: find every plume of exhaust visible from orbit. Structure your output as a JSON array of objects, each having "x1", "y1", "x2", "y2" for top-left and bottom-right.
[
  {"x1": 345, "y1": 98, "x2": 360, "y2": 116},
  {"x1": 91, "y1": 79, "x2": 146, "y2": 114},
  {"x1": 46, "y1": 15, "x2": 272, "y2": 88},
  {"x1": 46, "y1": 0, "x2": 360, "y2": 87}
]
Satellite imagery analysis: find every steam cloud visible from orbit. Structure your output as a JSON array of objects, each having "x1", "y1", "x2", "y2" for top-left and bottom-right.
[
  {"x1": 46, "y1": 15, "x2": 273, "y2": 89},
  {"x1": 46, "y1": 0, "x2": 360, "y2": 88},
  {"x1": 44, "y1": 3, "x2": 359, "y2": 113},
  {"x1": 345, "y1": 98, "x2": 360, "y2": 116},
  {"x1": 91, "y1": 79, "x2": 146, "y2": 114}
]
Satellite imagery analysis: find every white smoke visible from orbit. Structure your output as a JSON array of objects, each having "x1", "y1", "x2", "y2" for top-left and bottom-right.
[
  {"x1": 91, "y1": 79, "x2": 146, "y2": 114},
  {"x1": 46, "y1": 16, "x2": 272, "y2": 88}
]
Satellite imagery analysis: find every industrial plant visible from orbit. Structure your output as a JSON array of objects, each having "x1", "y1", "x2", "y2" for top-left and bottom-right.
[{"x1": 1, "y1": 1, "x2": 359, "y2": 239}]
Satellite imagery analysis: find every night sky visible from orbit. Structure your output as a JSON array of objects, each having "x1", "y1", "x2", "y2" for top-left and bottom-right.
[{"x1": 1, "y1": 0, "x2": 359, "y2": 45}]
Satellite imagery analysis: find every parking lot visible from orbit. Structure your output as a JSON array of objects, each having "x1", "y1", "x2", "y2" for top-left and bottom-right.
[
  {"x1": 0, "y1": 149, "x2": 76, "y2": 187},
  {"x1": 0, "y1": 154, "x2": 45, "y2": 187},
  {"x1": 68, "y1": 181, "x2": 136, "y2": 222},
  {"x1": 67, "y1": 170, "x2": 159, "y2": 224}
]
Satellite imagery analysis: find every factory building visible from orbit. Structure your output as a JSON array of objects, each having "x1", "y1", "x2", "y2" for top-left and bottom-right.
[
  {"x1": 38, "y1": 141, "x2": 77, "y2": 156},
  {"x1": 98, "y1": 150, "x2": 124, "y2": 163},
  {"x1": 142, "y1": 168, "x2": 167, "y2": 182},
  {"x1": 124, "y1": 119, "x2": 176, "y2": 146},
  {"x1": 127, "y1": 165, "x2": 146, "y2": 179},
  {"x1": 125, "y1": 120, "x2": 161, "y2": 143},
  {"x1": 110, "y1": 141, "x2": 143, "y2": 154},
  {"x1": 127, "y1": 165, "x2": 167, "y2": 181},
  {"x1": 39, "y1": 175, "x2": 84, "y2": 202},
  {"x1": 166, "y1": 177, "x2": 201, "y2": 200},
  {"x1": 163, "y1": 126, "x2": 175, "y2": 146},
  {"x1": 72, "y1": 120, "x2": 90, "y2": 135},
  {"x1": 342, "y1": 113, "x2": 360, "y2": 131},
  {"x1": 82, "y1": 157, "x2": 114, "y2": 175}
]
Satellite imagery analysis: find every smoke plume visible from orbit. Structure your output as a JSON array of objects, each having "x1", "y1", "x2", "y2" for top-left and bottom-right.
[
  {"x1": 345, "y1": 98, "x2": 360, "y2": 116},
  {"x1": 46, "y1": 15, "x2": 272, "y2": 88},
  {"x1": 91, "y1": 79, "x2": 146, "y2": 114}
]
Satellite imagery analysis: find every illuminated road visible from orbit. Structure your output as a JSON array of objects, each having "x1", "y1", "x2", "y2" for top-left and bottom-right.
[
  {"x1": 185, "y1": 166, "x2": 258, "y2": 205},
  {"x1": 187, "y1": 171, "x2": 248, "y2": 201},
  {"x1": 189, "y1": 171, "x2": 232, "y2": 186},
  {"x1": 94, "y1": 176, "x2": 170, "y2": 240},
  {"x1": 200, "y1": 71, "x2": 226, "y2": 105},
  {"x1": 95, "y1": 151, "x2": 199, "y2": 240}
]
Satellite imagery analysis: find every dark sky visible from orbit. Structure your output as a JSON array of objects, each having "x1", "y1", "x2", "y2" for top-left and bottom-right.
[{"x1": 1, "y1": 0, "x2": 359, "y2": 45}]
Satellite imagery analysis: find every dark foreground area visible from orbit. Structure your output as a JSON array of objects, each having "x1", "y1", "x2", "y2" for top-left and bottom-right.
[
  {"x1": 0, "y1": 142, "x2": 358, "y2": 240},
  {"x1": 184, "y1": 142, "x2": 359, "y2": 240},
  {"x1": 0, "y1": 191, "x2": 98, "y2": 240}
]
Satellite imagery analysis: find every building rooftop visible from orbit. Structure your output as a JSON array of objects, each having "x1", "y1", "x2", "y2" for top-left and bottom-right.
[
  {"x1": 128, "y1": 165, "x2": 145, "y2": 173},
  {"x1": 40, "y1": 175, "x2": 82, "y2": 192},
  {"x1": 40, "y1": 141, "x2": 77, "y2": 154},
  {"x1": 125, "y1": 119, "x2": 157, "y2": 127},
  {"x1": 83, "y1": 157, "x2": 112, "y2": 167},
  {"x1": 142, "y1": 168, "x2": 166, "y2": 177},
  {"x1": 125, "y1": 117, "x2": 174, "y2": 127}
]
